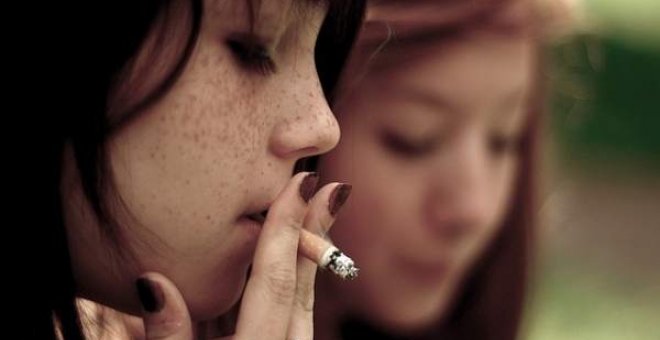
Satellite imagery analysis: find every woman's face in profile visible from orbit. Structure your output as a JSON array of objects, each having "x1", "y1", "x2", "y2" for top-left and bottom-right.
[
  {"x1": 319, "y1": 18, "x2": 535, "y2": 332},
  {"x1": 63, "y1": 0, "x2": 338, "y2": 321}
]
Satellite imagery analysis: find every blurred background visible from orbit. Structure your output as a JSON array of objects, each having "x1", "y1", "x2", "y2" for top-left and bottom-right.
[{"x1": 523, "y1": 0, "x2": 660, "y2": 339}]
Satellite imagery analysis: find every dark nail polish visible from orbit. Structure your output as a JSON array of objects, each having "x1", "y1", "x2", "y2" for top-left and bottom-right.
[
  {"x1": 136, "y1": 278, "x2": 164, "y2": 313},
  {"x1": 299, "y1": 172, "x2": 319, "y2": 203},
  {"x1": 329, "y1": 184, "x2": 352, "y2": 216}
]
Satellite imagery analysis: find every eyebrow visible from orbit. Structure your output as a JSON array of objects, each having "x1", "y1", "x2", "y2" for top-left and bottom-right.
[{"x1": 392, "y1": 84, "x2": 460, "y2": 116}]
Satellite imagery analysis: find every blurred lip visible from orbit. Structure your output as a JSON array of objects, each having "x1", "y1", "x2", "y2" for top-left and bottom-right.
[{"x1": 393, "y1": 255, "x2": 451, "y2": 283}]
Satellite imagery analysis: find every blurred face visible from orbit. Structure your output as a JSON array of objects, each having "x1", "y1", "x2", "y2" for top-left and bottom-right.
[
  {"x1": 62, "y1": 0, "x2": 338, "y2": 321},
  {"x1": 319, "y1": 18, "x2": 535, "y2": 333}
]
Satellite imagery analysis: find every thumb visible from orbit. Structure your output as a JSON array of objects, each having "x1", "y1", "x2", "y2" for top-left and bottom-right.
[{"x1": 136, "y1": 272, "x2": 194, "y2": 340}]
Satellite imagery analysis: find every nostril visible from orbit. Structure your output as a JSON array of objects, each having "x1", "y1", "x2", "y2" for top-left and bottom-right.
[{"x1": 298, "y1": 146, "x2": 320, "y2": 157}]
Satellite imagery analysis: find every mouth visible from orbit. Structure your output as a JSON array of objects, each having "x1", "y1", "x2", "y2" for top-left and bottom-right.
[{"x1": 394, "y1": 255, "x2": 451, "y2": 283}]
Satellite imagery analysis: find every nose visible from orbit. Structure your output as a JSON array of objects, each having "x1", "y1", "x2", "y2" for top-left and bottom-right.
[
  {"x1": 268, "y1": 78, "x2": 340, "y2": 160},
  {"x1": 426, "y1": 133, "x2": 493, "y2": 235}
]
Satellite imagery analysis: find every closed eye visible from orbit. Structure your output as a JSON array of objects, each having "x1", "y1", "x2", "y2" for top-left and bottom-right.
[
  {"x1": 381, "y1": 131, "x2": 438, "y2": 159},
  {"x1": 227, "y1": 37, "x2": 277, "y2": 75},
  {"x1": 488, "y1": 134, "x2": 523, "y2": 157}
]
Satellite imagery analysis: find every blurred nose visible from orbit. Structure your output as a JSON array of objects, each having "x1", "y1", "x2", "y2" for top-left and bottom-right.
[
  {"x1": 426, "y1": 132, "x2": 493, "y2": 237},
  {"x1": 268, "y1": 76, "x2": 340, "y2": 161}
]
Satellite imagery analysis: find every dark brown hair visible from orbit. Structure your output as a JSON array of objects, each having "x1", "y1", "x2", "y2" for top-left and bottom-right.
[{"x1": 18, "y1": 0, "x2": 365, "y2": 339}]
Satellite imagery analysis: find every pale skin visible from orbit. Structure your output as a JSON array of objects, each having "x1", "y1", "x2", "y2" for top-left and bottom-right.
[
  {"x1": 138, "y1": 174, "x2": 348, "y2": 339},
  {"x1": 60, "y1": 0, "x2": 351, "y2": 339},
  {"x1": 315, "y1": 2, "x2": 535, "y2": 338}
]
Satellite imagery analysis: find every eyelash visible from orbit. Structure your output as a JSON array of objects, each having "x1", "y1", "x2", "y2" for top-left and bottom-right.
[{"x1": 227, "y1": 39, "x2": 277, "y2": 76}]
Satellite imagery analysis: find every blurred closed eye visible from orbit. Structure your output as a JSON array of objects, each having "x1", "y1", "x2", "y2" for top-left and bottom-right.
[
  {"x1": 488, "y1": 134, "x2": 523, "y2": 158},
  {"x1": 381, "y1": 130, "x2": 439, "y2": 159}
]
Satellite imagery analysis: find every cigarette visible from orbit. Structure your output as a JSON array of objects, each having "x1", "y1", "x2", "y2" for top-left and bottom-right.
[
  {"x1": 299, "y1": 229, "x2": 359, "y2": 280},
  {"x1": 248, "y1": 211, "x2": 358, "y2": 279}
]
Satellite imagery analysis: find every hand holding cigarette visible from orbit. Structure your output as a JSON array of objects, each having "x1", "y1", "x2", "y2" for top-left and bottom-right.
[
  {"x1": 295, "y1": 174, "x2": 358, "y2": 280},
  {"x1": 250, "y1": 174, "x2": 358, "y2": 279},
  {"x1": 137, "y1": 173, "x2": 356, "y2": 340}
]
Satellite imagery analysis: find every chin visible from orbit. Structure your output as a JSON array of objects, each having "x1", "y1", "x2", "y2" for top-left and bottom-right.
[
  {"x1": 186, "y1": 270, "x2": 249, "y2": 321},
  {"x1": 356, "y1": 290, "x2": 451, "y2": 336},
  {"x1": 377, "y1": 307, "x2": 447, "y2": 336},
  {"x1": 187, "y1": 291, "x2": 241, "y2": 322}
]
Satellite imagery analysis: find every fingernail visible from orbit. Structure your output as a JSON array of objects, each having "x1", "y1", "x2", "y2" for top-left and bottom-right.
[
  {"x1": 136, "y1": 278, "x2": 164, "y2": 313},
  {"x1": 329, "y1": 183, "x2": 352, "y2": 216},
  {"x1": 299, "y1": 172, "x2": 319, "y2": 203}
]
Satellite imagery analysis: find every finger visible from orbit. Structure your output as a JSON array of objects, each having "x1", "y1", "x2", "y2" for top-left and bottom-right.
[
  {"x1": 287, "y1": 182, "x2": 352, "y2": 340},
  {"x1": 137, "y1": 272, "x2": 193, "y2": 340},
  {"x1": 234, "y1": 172, "x2": 318, "y2": 339}
]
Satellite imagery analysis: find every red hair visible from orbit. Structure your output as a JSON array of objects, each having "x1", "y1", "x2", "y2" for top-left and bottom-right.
[{"x1": 334, "y1": 1, "x2": 545, "y2": 339}]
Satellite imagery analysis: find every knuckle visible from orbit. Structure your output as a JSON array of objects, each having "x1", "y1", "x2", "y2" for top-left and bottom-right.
[
  {"x1": 295, "y1": 285, "x2": 315, "y2": 313},
  {"x1": 262, "y1": 263, "x2": 297, "y2": 305}
]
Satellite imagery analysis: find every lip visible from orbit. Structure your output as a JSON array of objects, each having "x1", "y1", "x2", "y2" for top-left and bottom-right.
[
  {"x1": 236, "y1": 199, "x2": 273, "y2": 237},
  {"x1": 241, "y1": 205, "x2": 270, "y2": 225},
  {"x1": 236, "y1": 215, "x2": 264, "y2": 239},
  {"x1": 237, "y1": 176, "x2": 287, "y2": 231}
]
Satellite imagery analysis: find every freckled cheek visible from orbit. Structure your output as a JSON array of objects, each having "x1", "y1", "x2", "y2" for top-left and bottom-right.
[
  {"x1": 166, "y1": 81, "x2": 269, "y2": 162},
  {"x1": 134, "y1": 94, "x2": 263, "y2": 237},
  {"x1": 173, "y1": 45, "x2": 272, "y2": 160}
]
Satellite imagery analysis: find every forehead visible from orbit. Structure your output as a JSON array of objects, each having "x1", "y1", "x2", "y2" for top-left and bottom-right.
[
  {"x1": 358, "y1": 0, "x2": 532, "y2": 51},
  {"x1": 406, "y1": 40, "x2": 529, "y2": 104},
  {"x1": 366, "y1": 0, "x2": 486, "y2": 37},
  {"x1": 350, "y1": 0, "x2": 535, "y2": 89}
]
